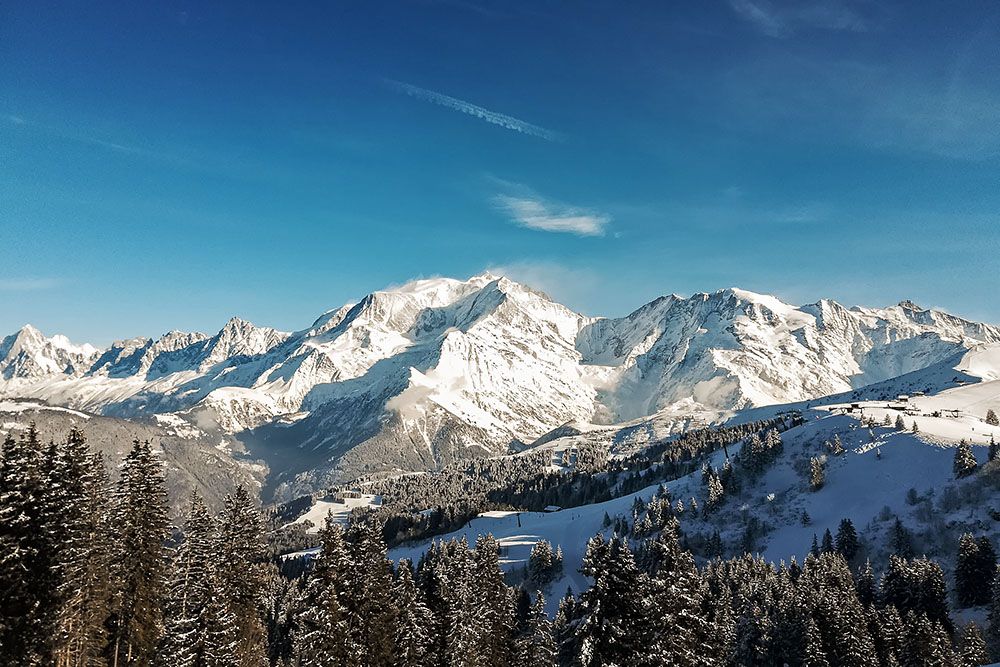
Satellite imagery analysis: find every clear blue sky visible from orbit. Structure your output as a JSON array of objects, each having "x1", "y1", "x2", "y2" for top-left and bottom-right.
[{"x1": 3, "y1": 0, "x2": 999, "y2": 345}]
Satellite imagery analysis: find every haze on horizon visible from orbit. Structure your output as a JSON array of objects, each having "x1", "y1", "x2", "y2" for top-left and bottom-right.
[{"x1": 3, "y1": 1, "x2": 1000, "y2": 346}]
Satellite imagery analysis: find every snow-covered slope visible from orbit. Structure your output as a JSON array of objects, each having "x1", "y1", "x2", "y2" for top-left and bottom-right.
[
  {"x1": 392, "y1": 381, "x2": 1000, "y2": 613},
  {"x1": 578, "y1": 289, "x2": 1000, "y2": 420},
  {"x1": 3, "y1": 275, "x2": 999, "y2": 494}
]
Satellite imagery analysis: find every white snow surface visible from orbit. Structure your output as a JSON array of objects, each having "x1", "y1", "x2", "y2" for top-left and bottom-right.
[
  {"x1": 391, "y1": 394, "x2": 1000, "y2": 614},
  {"x1": 284, "y1": 493, "x2": 382, "y2": 534}
]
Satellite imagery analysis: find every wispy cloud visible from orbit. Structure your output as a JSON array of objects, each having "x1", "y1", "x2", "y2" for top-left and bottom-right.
[
  {"x1": 6, "y1": 114, "x2": 145, "y2": 155},
  {"x1": 0, "y1": 278, "x2": 61, "y2": 292},
  {"x1": 729, "y1": 0, "x2": 867, "y2": 37},
  {"x1": 385, "y1": 79, "x2": 562, "y2": 141},
  {"x1": 494, "y1": 189, "x2": 609, "y2": 236}
]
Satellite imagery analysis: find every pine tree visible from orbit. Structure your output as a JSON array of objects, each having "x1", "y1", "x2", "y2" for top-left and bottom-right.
[
  {"x1": 890, "y1": 518, "x2": 914, "y2": 558},
  {"x1": 986, "y1": 410, "x2": 999, "y2": 426},
  {"x1": 515, "y1": 593, "x2": 556, "y2": 667},
  {"x1": 0, "y1": 424, "x2": 58, "y2": 663},
  {"x1": 895, "y1": 414, "x2": 907, "y2": 431},
  {"x1": 855, "y1": 561, "x2": 876, "y2": 606},
  {"x1": 821, "y1": 529, "x2": 835, "y2": 554},
  {"x1": 650, "y1": 529, "x2": 721, "y2": 666},
  {"x1": 528, "y1": 539, "x2": 556, "y2": 586},
  {"x1": 956, "y1": 533, "x2": 988, "y2": 607},
  {"x1": 53, "y1": 434, "x2": 114, "y2": 667},
  {"x1": 706, "y1": 474, "x2": 725, "y2": 512},
  {"x1": 829, "y1": 434, "x2": 845, "y2": 456},
  {"x1": 989, "y1": 436, "x2": 998, "y2": 463},
  {"x1": 987, "y1": 574, "x2": 1000, "y2": 659},
  {"x1": 802, "y1": 617, "x2": 830, "y2": 667},
  {"x1": 810, "y1": 456, "x2": 826, "y2": 491},
  {"x1": 835, "y1": 518, "x2": 860, "y2": 561},
  {"x1": 472, "y1": 533, "x2": 514, "y2": 667},
  {"x1": 215, "y1": 485, "x2": 269, "y2": 667},
  {"x1": 954, "y1": 441, "x2": 978, "y2": 478},
  {"x1": 574, "y1": 535, "x2": 654, "y2": 666},
  {"x1": 346, "y1": 520, "x2": 398, "y2": 667},
  {"x1": 158, "y1": 492, "x2": 219, "y2": 666},
  {"x1": 108, "y1": 440, "x2": 171, "y2": 667},
  {"x1": 291, "y1": 516, "x2": 353, "y2": 666},
  {"x1": 393, "y1": 561, "x2": 433, "y2": 667},
  {"x1": 867, "y1": 604, "x2": 904, "y2": 667},
  {"x1": 899, "y1": 611, "x2": 955, "y2": 667},
  {"x1": 958, "y1": 622, "x2": 989, "y2": 667}
]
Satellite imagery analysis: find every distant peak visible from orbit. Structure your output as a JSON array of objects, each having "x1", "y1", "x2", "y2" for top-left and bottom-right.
[
  {"x1": 898, "y1": 300, "x2": 923, "y2": 311},
  {"x1": 16, "y1": 323, "x2": 43, "y2": 338}
]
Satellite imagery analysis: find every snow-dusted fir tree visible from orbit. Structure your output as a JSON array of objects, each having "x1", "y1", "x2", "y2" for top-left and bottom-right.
[
  {"x1": 108, "y1": 439, "x2": 170, "y2": 667},
  {"x1": 472, "y1": 533, "x2": 515, "y2": 667},
  {"x1": 835, "y1": 518, "x2": 860, "y2": 562},
  {"x1": 529, "y1": 539, "x2": 556, "y2": 586},
  {"x1": 574, "y1": 535, "x2": 655, "y2": 666},
  {"x1": 0, "y1": 425, "x2": 56, "y2": 663},
  {"x1": 514, "y1": 592, "x2": 556, "y2": 667},
  {"x1": 158, "y1": 492, "x2": 236, "y2": 666},
  {"x1": 348, "y1": 520, "x2": 399, "y2": 666},
  {"x1": 215, "y1": 485, "x2": 269, "y2": 667},
  {"x1": 954, "y1": 440, "x2": 978, "y2": 478},
  {"x1": 291, "y1": 517, "x2": 354, "y2": 666},
  {"x1": 958, "y1": 622, "x2": 988, "y2": 667},
  {"x1": 52, "y1": 431, "x2": 114, "y2": 667},
  {"x1": 955, "y1": 533, "x2": 997, "y2": 607},
  {"x1": 810, "y1": 456, "x2": 826, "y2": 491},
  {"x1": 393, "y1": 560, "x2": 433, "y2": 667}
]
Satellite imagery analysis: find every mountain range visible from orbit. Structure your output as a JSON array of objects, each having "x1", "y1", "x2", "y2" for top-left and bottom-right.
[{"x1": 4, "y1": 272, "x2": 999, "y2": 499}]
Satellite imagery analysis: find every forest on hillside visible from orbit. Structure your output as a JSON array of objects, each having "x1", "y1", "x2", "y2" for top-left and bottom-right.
[{"x1": 3, "y1": 424, "x2": 1000, "y2": 666}]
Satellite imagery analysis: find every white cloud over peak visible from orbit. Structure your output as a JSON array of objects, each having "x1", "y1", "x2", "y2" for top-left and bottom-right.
[{"x1": 494, "y1": 191, "x2": 609, "y2": 236}]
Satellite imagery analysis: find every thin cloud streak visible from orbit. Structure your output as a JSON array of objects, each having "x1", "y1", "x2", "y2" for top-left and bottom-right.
[
  {"x1": 0, "y1": 278, "x2": 61, "y2": 292},
  {"x1": 6, "y1": 114, "x2": 145, "y2": 155},
  {"x1": 495, "y1": 193, "x2": 609, "y2": 236},
  {"x1": 729, "y1": 0, "x2": 867, "y2": 37},
  {"x1": 385, "y1": 79, "x2": 563, "y2": 141}
]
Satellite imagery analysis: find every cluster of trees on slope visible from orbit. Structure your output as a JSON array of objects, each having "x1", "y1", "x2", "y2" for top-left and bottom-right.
[
  {"x1": 360, "y1": 417, "x2": 788, "y2": 548},
  {"x1": 0, "y1": 425, "x2": 275, "y2": 666},
  {"x1": 8, "y1": 420, "x2": 1000, "y2": 666},
  {"x1": 288, "y1": 508, "x2": 1000, "y2": 667}
]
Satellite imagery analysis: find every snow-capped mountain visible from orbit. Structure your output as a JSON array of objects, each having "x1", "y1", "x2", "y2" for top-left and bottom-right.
[{"x1": 3, "y1": 274, "x2": 999, "y2": 493}]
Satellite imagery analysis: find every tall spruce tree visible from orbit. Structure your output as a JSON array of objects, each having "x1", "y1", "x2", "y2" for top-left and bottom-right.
[
  {"x1": 158, "y1": 491, "x2": 232, "y2": 667},
  {"x1": 291, "y1": 516, "x2": 354, "y2": 666},
  {"x1": 346, "y1": 520, "x2": 398, "y2": 667},
  {"x1": 107, "y1": 439, "x2": 170, "y2": 667},
  {"x1": 515, "y1": 592, "x2": 556, "y2": 667},
  {"x1": 954, "y1": 441, "x2": 978, "y2": 478},
  {"x1": 53, "y1": 433, "x2": 114, "y2": 667},
  {"x1": 835, "y1": 518, "x2": 860, "y2": 561},
  {"x1": 393, "y1": 561, "x2": 433, "y2": 667},
  {"x1": 958, "y1": 622, "x2": 989, "y2": 667},
  {"x1": 0, "y1": 424, "x2": 60, "y2": 663},
  {"x1": 216, "y1": 485, "x2": 269, "y2": 667},
  {"x1": 574, "y1": 535, "x2": 655, "y2": 666}
]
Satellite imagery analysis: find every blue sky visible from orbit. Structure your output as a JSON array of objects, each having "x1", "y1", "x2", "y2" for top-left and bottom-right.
[{"x1": 3, "y1": 0, "x2": 1000, "y2": 345}]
